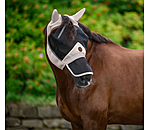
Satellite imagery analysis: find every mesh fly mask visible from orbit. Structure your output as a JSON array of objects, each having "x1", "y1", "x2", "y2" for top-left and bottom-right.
[{"x1": 46, "y1": 15, "x2": 93, "y2": 77}]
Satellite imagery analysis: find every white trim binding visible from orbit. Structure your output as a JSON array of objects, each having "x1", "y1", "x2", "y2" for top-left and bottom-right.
[{"x1": 66, "y1": 64, "x2": 93, "y2": 77}]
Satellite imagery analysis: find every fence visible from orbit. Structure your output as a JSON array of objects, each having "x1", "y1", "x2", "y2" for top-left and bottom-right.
[{"x1": 5, "y1": 101, "x2": 143, "y2": 130}]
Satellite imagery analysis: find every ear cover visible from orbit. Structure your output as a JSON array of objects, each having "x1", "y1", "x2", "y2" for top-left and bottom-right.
[
  {"x1": 51, "y1": 9, "x2": 59, "y2": 23},
  {"x1": 72, "y1": 8, "x2": 86, "y2": 21}
]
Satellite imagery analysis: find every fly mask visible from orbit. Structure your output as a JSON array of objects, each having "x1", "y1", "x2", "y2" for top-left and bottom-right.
[{"x1": 46, "y1": 8, "x2": 93, "y2": 87}]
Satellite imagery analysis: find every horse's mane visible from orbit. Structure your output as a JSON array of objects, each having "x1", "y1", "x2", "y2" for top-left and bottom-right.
[{"x1": 78, "y1": 22, "x2": 112, "y2": 44}]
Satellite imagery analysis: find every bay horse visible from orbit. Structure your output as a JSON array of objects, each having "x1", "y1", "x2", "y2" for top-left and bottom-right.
[{"x1": 43, "y1": 8, "x2": 144, "y2": 130}]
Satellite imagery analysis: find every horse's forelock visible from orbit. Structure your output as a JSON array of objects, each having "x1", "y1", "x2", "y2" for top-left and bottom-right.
[{"x1": 56, "y1": 15, "x2": 77, "y2": 42}]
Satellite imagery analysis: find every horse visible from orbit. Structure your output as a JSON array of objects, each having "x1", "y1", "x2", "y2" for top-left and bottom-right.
[{"x1": 43, "y1": 8, "x2": 144, "y2": 130}]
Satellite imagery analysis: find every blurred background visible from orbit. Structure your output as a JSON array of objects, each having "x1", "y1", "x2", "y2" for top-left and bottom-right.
[
  {"x1": 5, "y1": 0, "x2": 144, "y2": 129},
  {"x1": 5, "y1": 0, "x2": 144, "y2": 105}
]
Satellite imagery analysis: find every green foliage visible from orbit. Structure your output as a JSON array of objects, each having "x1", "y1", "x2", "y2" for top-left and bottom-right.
[{"x1": 5, "y1": 0, "x2": 144, "y2": 103}]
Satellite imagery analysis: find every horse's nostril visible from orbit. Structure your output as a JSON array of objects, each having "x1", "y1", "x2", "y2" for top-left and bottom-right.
[
  {"x1": 73, "y1": 74, "x2": 92, "y2": 88},
  {"x1": 87, "y1": 75, "x2": 92, "y2": 80},
  {"x1": 80, "y1": 75, "x2": 92, "y2": 83}
]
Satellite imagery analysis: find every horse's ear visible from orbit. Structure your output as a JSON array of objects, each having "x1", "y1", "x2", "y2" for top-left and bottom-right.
[
  {"x1": 51, "y1": 9, "x2": 59, "y2": 23},
  {"x1": 72, "y1": 8, "x2": 86, "y2": 21}
]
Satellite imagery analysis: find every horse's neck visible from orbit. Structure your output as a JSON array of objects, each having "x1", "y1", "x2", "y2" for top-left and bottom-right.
[
  {"x1": 50, "y1": 63, "x2": 74, "y2": 90},
  {"x1": 51, "y1": 63, "x2": 76, "y2": 107}
]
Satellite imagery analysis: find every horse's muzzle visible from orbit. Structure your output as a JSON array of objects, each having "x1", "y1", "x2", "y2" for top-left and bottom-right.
[{"x1": 73, "y1": 74, "x2": 92, "y2": 88}]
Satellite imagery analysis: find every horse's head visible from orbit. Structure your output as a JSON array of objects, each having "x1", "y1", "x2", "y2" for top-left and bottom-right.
[{"x1": 44, "y1": 8, "x2": 93, "y2": 88}]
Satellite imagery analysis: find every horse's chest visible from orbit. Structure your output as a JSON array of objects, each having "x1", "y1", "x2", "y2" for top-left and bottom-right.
[{"x1": 57, "y1": 96, "x2": 81, "y2": 124}]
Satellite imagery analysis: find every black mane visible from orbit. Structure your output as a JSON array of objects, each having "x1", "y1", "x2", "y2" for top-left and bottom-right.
[{"x1": 78, "y1": 22, "x2": 111, "y2": 44}]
